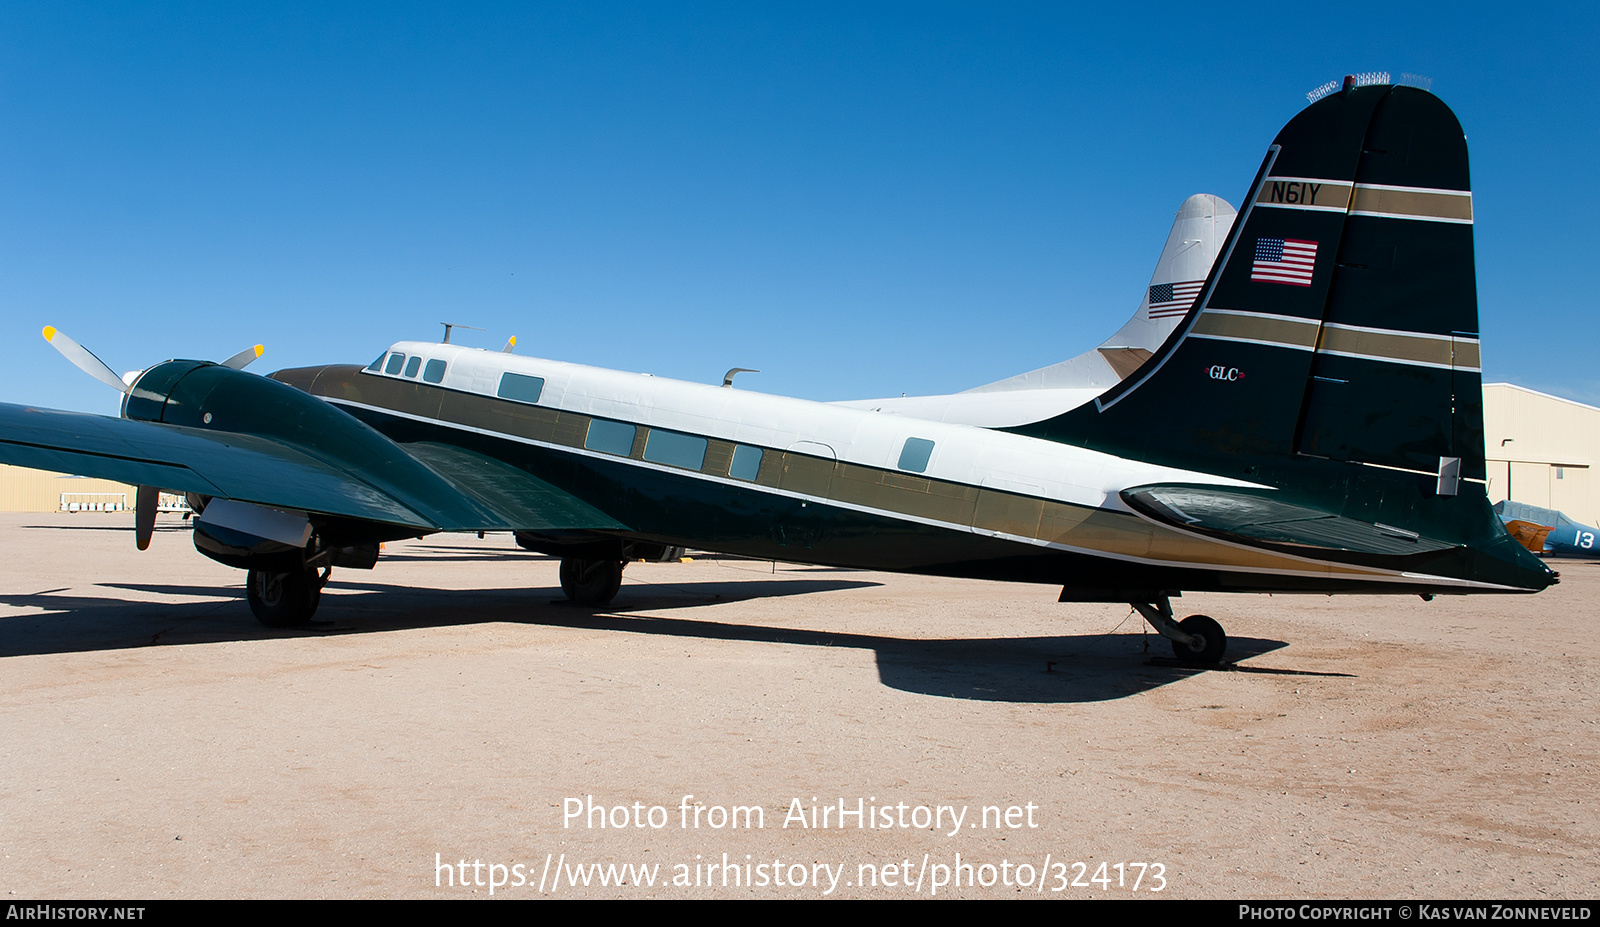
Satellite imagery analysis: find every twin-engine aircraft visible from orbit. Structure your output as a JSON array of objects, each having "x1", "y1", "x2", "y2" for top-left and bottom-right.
[{"x1": 0, "y1": 81, "x2": 1556, "y2": 663}]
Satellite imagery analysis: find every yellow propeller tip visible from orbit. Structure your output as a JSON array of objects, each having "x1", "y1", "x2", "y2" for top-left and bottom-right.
[
  {"x1": 42, "y1": 325, "x2": 56, "y2": 341},
  {"x1": 254, "y1": 345, "x2": 264, "y2": 357},
  {"x1": 508, "y1": 336, "x2": 517, "y2": 346}
]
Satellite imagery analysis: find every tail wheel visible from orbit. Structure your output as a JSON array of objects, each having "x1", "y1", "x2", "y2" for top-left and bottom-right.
[
  {"x1": 559, "y1": 558, "x2": 624, "y2": 606},
  {"x1": 247, "y1": 568, "x2": 322, "y2": 627},
  {"x1": 1171, "y1": 614, "x2": 1227, "y2": 664}
]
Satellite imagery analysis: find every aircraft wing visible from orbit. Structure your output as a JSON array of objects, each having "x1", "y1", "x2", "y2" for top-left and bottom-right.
[
  {"x1": 0, "y1": 402, "x2": 627, "y2": 534},
  {"x1": 1502, "y1": 519, "x2": 1554, "y2": 555}
]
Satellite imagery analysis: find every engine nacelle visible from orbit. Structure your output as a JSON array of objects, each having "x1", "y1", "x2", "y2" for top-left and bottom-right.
[{"x1": 121, "y1": 360, "x2": 439, "y2": 569}]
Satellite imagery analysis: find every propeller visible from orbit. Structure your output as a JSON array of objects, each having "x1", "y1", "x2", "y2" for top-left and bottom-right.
[
  {"x1": 221, "y1": 344, "x2": 265, "y2": 370},
  {"x1": 41, "y1": 326, "x2": 131, "y2": 393},
  {"x1": 43, "y1": 325, "x2": 264, "y2": 389},
  {"x1": 41, "y1": 325, "x2": 265, "y2": 550}
]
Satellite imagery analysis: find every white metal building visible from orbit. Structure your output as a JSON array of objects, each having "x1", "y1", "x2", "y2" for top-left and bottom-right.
[{"x1": 1483, "y1": 383, "x2": 1600, "y2": 527}]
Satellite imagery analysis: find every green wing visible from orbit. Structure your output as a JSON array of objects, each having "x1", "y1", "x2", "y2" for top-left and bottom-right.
[{"x1": 0, "y1": 402, "x2": 626, "y2": 534}]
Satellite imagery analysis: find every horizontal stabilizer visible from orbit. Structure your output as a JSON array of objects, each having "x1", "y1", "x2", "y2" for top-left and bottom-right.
[{"x1": 1124, "y1": 483, "x2": 1460, "y2": 556}]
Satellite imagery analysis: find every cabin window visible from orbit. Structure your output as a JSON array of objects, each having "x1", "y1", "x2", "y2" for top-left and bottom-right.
[
  {"x1": 384, "y1": 353, "x2": 406, "y2": 375},
  {"x1": 643, "y1": 429, "x2": 708, "y2": 470},
  {"x1": 1556, "y1": 467, "x2": 1565, "y2": 479},
  {"x1": 729, "y1": 444, "x2": 763, "y2": 481},
  {"x1": 423, "y1": 359, "x2": 447, "y2": 383},
  {"x1": 497, "y1": 372, "x2": 545, "y2": 404},
  {"x1": 366, "y1": 352, "x2": 386, "y2": 371},
  {"x1": 898, "y1": 437, "x2": 935, "y2": 473},
  {"x1": 403, "y1": 356, "x2": 422, "y2": 378},
  {"x1": 585, "y1": 419, "x2": 636, "y2": 457}
]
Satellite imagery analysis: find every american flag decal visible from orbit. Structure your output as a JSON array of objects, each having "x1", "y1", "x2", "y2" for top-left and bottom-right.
[
  {"x1": 1251, "y1": 238, "x2": 1318, "y2": 286},
  {"x1": 1147, "y1": 280, "x2": 1205, "y2": 319}
]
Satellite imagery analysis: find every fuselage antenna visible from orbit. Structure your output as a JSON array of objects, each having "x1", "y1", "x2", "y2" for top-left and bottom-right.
[{"x1": 440, "y1": 322, "x2": 485, "y2": 344}]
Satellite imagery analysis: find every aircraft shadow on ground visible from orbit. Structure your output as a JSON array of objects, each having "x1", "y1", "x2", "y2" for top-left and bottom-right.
[{"x1": 0, "y1": 578, "x2": 1291, "y2": 703}]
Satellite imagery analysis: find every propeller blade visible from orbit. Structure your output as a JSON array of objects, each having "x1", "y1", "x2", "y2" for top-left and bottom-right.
[
  {"x1": 135, "y1": 485, "x2": 158, "y2": 551},
  {"x1": 221, "y1": 344, "x2": 265, "y2": 370},
  {"x1": 42, "y1": 326, "x2": 130, "y2": 393},
  {"x1": 502, "y1": 335, "x2": 517, "y2": 354}
]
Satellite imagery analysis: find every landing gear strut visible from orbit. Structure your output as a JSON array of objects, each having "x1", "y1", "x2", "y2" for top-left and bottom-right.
[
  {"x1": 559, "y1": 558, "x2": 624, "y2": 606},
  {"x1": 246, "y1": 567, "x2": 328, "y2": 627},
  {"x1": 1132, "y1": 597, "x2": 1227, "y2": 664}
]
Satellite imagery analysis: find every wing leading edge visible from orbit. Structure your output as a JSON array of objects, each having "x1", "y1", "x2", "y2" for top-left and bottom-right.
[{"x1": 0, "y1": 401, "x2": 627, "y2": 535}]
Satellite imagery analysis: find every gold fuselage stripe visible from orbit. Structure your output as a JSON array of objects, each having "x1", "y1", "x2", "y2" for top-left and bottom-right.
[{"x1": 297, "y1": 366, "x2": 1431, "y2": 585}]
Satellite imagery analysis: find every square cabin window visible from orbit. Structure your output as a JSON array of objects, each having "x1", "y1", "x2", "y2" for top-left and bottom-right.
[
  {"x1": 585, "y1": 419, "x2": 636, "y2": 457},
  {"x1": 497, "y1": 372, "x2": 545, "y2": 404},
  {"x1": 729, "y1": 444, "x2": 763, "y2": 481},
  {"x1": 643, "y1": 429, "x2": 708, "y2": 470},
  {"x1": 422, "y1": 359, "x2": 447, "y2": 383},
  {"x1": 403, "y1": 356, "x2": 422, "y2": 378},
  {"x1": 384, "y1": 353, "x2": 406, "y2": 375},
  {"x1": 898, "y1": 437, "x2": 935, "y2": 473}
]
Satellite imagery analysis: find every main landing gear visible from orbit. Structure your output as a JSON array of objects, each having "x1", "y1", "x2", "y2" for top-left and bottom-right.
[
  {"x1": 246, "y1": 567, "x2": 329, "y2": 628},
  {"x1": 1132, "y1": 597, "x2": 1227, "y2": 664},
  {"x1": 559, "y1": 558, "x2": 624, "y2": 606}
]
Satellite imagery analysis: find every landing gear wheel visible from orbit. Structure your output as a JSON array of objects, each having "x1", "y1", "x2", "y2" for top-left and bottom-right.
[
  {"x1": 1170, "y1": 614, "x2": 1227, "y2": 664},
  {"x1": 247, "y1": 567, "x2": 323, "y2": 627},
  {"x1": 559, "y1": 558, "x2": 623, "y2": 606}
]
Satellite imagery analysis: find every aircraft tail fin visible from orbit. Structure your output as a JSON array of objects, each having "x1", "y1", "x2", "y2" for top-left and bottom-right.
[
  {"x1": 969, "y1": 193, "x2": 1236, "y2": 392},
  {"x1": 1011, "y1": 82, "x2": 1553, "y2": 589}
]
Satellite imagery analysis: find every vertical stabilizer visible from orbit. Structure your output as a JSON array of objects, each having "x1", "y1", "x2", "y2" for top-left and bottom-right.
[
  {"x1": 970, "y1": 193, "x2": 1237, "y2": 392},
  {"x1": 1011, "y1": 84, "x2": 1550, "y2": 588}
]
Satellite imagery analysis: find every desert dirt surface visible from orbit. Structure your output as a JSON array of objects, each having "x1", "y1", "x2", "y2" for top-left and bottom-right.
[{"x1": 0, "y1": 511, "x2": 1594, "y2": 899}]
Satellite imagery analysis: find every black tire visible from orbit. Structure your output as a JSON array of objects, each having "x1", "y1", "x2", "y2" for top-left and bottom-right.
[
  {"x1": 1171, "y1": 614, "x2": 1227, "y2": 664},
  {"x1": 559, "y1": 558, "x2": 623, "y2": 606},
  {"x1": 247, "y1": 568, "x2": 321, "y2": 627}
]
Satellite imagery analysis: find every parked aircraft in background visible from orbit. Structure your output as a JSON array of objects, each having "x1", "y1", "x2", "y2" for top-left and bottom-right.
[
  {"x1": 835, "y1": 193, "x2": 1237, "y2": 427},
  {"x1": 1496, "y1": 500, "x2": 1600, "y2": 557},
  {"x1": 0, "y1": 79, "x2": 1556, "y2": 665}
]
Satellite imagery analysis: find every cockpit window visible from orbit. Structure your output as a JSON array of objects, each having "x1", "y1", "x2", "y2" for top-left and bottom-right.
[
  {"x1": 423, "y1": 359, "x2": 447, "y2": 384},
  {"x1": 366, "y1": 352, "x2": 386, "y2": 371},
  {"x1": 403, "y1": 356, "x2": 422, "y2": 378},
  {"x1": 384, "y1": 353, "x2": 406, "y2": 375}
]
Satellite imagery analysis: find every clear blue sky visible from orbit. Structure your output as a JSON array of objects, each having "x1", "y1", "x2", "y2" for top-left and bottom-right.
[{"x1": 3, "y1": 2, "x2": 1595, "y2": 416}]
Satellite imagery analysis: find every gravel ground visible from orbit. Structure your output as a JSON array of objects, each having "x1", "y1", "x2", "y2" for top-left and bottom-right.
[{"x1": 0, "y1": 513, "x2": 1593, "y2": 899}]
